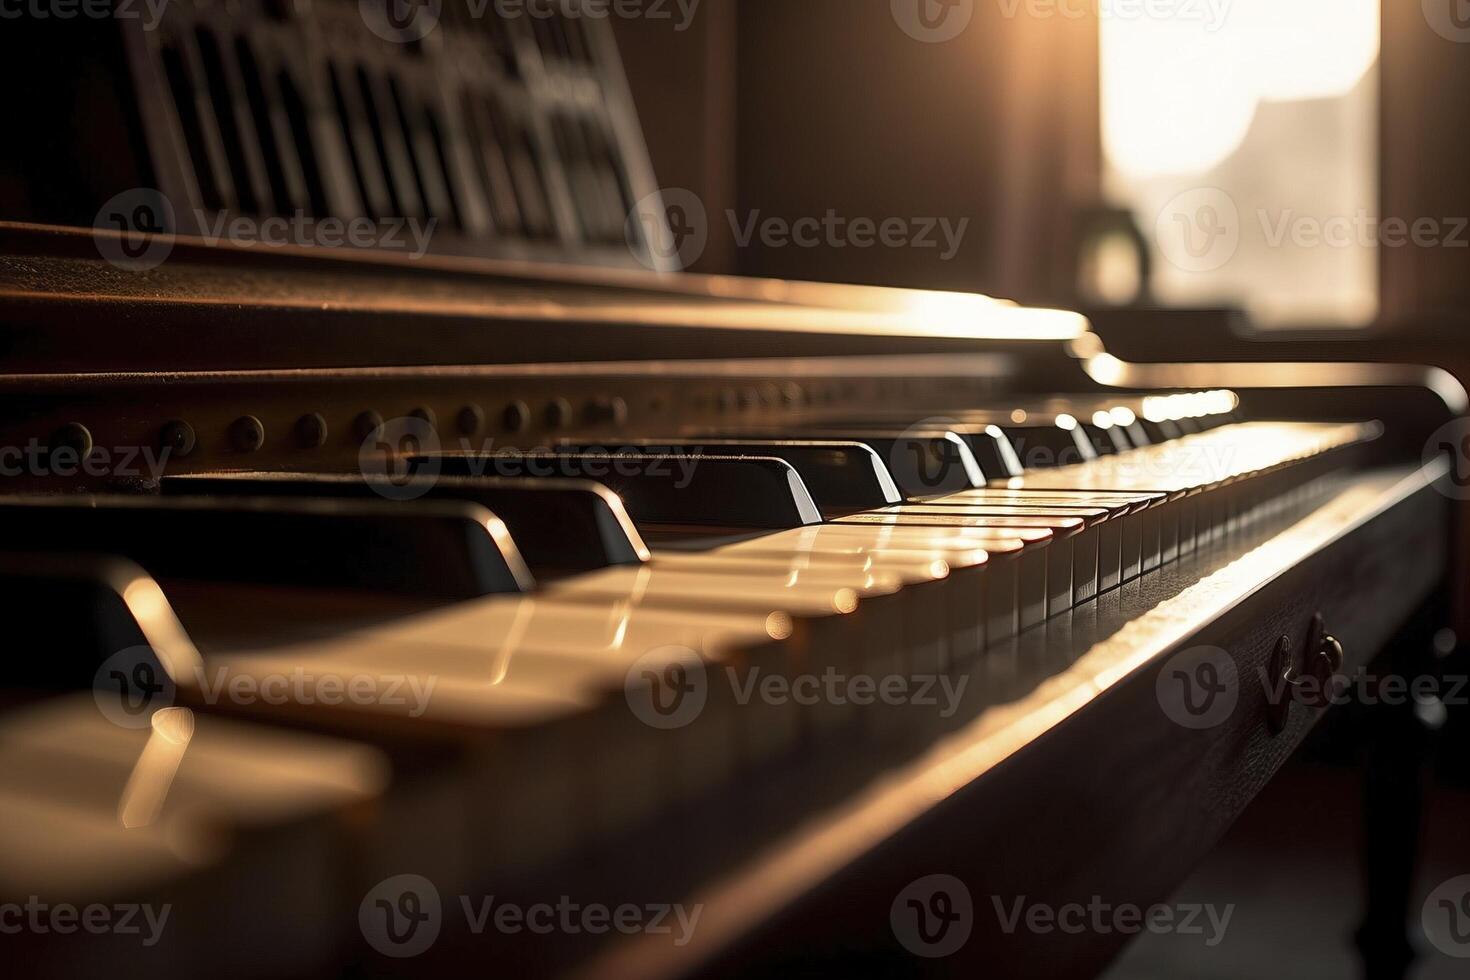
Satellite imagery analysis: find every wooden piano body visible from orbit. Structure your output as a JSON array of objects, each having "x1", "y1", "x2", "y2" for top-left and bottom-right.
[
  {"x1": 0, "y1": 2, "x2": 1463, "y2": 977},
  {"x1": 0, "y1": 222, "x2": 1458, "y2": 978}
]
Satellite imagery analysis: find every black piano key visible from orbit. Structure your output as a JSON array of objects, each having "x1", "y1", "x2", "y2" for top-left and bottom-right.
[
  {"x1": 1002, "y1": 418, "x2": 1098, "y2": 469},
  {"x1": 1080, "y1": 422, "x2": 1124, "y2": 456},
  {"x1": 1095, "y1": 423, "x2": 1134, "y2": 454},
  {"x1": 548, "y1": 440, "x2": 902, "y2": 515},
  {"x1": 1121, "y1": 420, "x2": 1152, "y2": 447},
  {"x1": 0, "y1": 496, "x2": 531, "y2": 599},
  {"x1": 783, "y1": 430, "x2": 984, "y2": 497},
  {"x1": 163, "y1": 472, "x2": 647, "y2": 575},
  {"x1": 960, "y1": 425, "x2": 1025, "y2": 480},
  {"x1": 0, "y1": 554, "x2": 200, "y2": 701},
  {"x1": 1139, "y1": 418, "x2": 1184, "y2": 443},
  {"x1": 420, "y1": 453, "x2": 823, "y2": 529}
]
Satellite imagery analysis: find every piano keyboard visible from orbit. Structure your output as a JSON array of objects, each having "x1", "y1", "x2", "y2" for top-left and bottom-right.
[
  {"x1": 3, "y1": 406, "x2": 1411, "y2": 977},
  {"x1": 3, "y1": 6, "x2": 1458, "y2": 972}
]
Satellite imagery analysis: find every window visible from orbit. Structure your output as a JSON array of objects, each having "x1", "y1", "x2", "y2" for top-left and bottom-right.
[{"x1": 1099, "y1": 0, "x2": 1380, "y2": 327}]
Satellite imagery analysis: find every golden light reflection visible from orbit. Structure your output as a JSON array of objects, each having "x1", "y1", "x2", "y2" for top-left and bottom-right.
[
  {"x1": 117, "y1": 707, "x2": 195, "y2": 830},
  {"x1": 1088, "y1": 353, "x2": 1127, "y2": 387},
  {"x1": 1141, "y1": 389, "x2": 1238, "y2": 423},
  {"x1": 120, "y1": 577, "x2": 203, "y2": 687},
  {"x1": 487, "y1": 598, "x2": 537, "y2": 682}
]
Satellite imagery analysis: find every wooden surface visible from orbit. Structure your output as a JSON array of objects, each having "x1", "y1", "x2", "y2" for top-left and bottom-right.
[{"x1": 572, "y1": 460, "x2": 1449, "y2": 979}]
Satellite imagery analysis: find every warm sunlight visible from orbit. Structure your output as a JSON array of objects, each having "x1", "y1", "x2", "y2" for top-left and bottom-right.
[{"x1": 1102, "y1": 0, "x2": 1381, "y2": 178}]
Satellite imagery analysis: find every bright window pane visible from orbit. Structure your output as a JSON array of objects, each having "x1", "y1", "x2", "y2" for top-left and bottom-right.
[{"x1": 1101, "y1": 0, "x2": 1380, "y2": 327}]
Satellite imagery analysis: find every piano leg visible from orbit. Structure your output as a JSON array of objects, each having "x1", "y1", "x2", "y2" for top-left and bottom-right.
[{"x1": 1354, "y1": 594, "x2": 1443, "y2": 980}]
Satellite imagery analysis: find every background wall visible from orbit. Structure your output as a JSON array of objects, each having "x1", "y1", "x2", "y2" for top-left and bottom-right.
[
  {"x1": 616, "y1": 0, "x2": 1470, "y2": 327},
  {"x1": 613, "y1": 0, "x2": 1100, "y2": 304}
]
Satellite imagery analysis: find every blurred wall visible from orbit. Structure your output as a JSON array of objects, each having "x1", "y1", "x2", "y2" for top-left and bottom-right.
[
  {"x1": 614, "y1": 0, "x2": 1100, "y2": 303},
  {"x1": 1381, "y1": 2, "x2": 1470, "y2": 324},
  {"x1": 612, "y1": 1, "x2": 740, "y2": 274}
]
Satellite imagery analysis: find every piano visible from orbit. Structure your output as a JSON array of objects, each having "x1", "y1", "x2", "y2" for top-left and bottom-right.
[{"x1": 0, "y1": 3, "x2": 1461, "y2": 978}]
